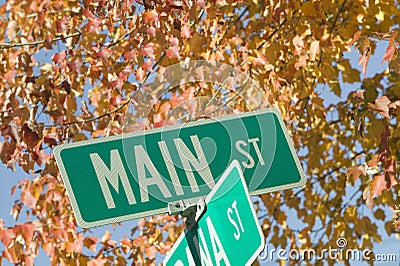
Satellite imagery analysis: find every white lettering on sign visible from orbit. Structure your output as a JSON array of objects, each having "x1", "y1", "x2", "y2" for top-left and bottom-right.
[
  {"x1": 90, "y1": 135, "x2": 214, "y2": 208},
  {"x1": 171, "y1": 216, "x2": 230, "y2": 266},
  {"x1": 235, "y1": 138, "x2": 265, "y2": 169},
  {"x1": 227, "y1": 200, "x2": 244, "y2": 240},
  {"x1": 206, "y1": 217, "x2": 230, "y2": 265},
  {"x1": 89, "y1": 150, "x2": 136, "y2": 209},
  {"x1": 134, "y1": 145, "x2": 172, "y2": 202},
  {"x1": 158, "y1": 140, "x2": 184, "y2": 196},
  {"x1": 174, "y1": 135, "x2": 215, "y2": 192},
  {"x1": 173, "y1": 246, "x2": 196, "y2": 266}
]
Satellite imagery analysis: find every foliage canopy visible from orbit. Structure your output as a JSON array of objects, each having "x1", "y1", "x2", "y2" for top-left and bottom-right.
[{"x1": 0, "y1": 0, "x2": 400, "y2": 264}]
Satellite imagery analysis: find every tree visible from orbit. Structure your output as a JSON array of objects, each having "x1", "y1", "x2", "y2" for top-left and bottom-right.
[{"x1": 0, "y1": 0, "x2": 399, "y2": 265}]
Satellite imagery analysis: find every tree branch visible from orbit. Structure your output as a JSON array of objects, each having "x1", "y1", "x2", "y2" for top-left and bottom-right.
[{"x1": 0, "y1": 32, "x2": 81, "y2": 49}]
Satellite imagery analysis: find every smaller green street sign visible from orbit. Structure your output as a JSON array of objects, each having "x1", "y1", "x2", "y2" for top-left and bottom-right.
[{"x1": 163, "y1": 160, "x2": 264, "y2": 266}]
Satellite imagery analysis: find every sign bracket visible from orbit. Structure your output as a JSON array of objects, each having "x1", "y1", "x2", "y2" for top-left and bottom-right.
[{"x1": 168, "y1": 197, "x2": 206, "y2": 231}]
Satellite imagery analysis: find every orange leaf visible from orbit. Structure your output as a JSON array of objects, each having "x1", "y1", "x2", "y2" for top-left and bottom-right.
[
  {"x1": 145, "y1": 245, "x2": 157, "y2": 259},
  {"x1": 84, "y1": 236, "x2": 98, "y2": 252},
  {"x1": 368, "y1": 96, "x2": 391, "y2": 118},
  {"x1": 347, "y1": 165, "x2": 366, "y2": 182},
  {"x1": 309, "y1": 40, "x2": 319, "y2": 61},
  {"x1": 382, "y1": 36, "x2": 397, "y2": 63},
  {"x1": 5, "y1": 70, "x2": 16, "y2": 83},
  {"x1": 0, "y1": 228, "x2": 15, "y2": 247},
  {"x1": 181, "y1": 24, "x2": 191, "y2": 39},
  {"x1": 136, "y1": 67, "x2": 146, "y2": 83},
  {"x1": 97, "y1": 48, "x2": 112, "y2": 60},
  {"x1": 358, "y1": 49, "x2": 370, "y2": 76},
  {"x1": 370, "y1": 173, "x2": 398, "y2": 199},
  {"x1": 363, "y1": 184, "x2": 373, "y2": 210},
  {"x1": 348, "y1": 31, "x2": 362, "y2": 46},
  {"x1": 143, "y1": 10, "x2": 158, "y2": 25}
]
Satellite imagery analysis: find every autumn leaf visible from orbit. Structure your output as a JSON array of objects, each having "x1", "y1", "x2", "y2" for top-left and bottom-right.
[
  {"x1": 358, "y1": 50, "x2": 371, "y2": 76},
  {"x1": 0, "y1": 0, "x2": 399, "y2": 265},
  {"x1": 382, "y1": 36, "x2": 397, "y2": 63},
  {"x1": 181, "y1": 24, "x2": 191, "y2": 39},
  {"x1": 371, "y1": 173, "x2": 398, "y2": 199},
  {"x1": 166, "y1": 37, "x2": 180, "y2": 59},
  {"x1": 347, "y1": 165, "x2": 366, "y2": 182},
  {"x1": 143, "y1": 10, "x2": 158, "y2": 25},
  {"x1": 309, "y1": 40, "x2": 320, "y2": 61},
  {"x1": 368, "y1": 95, "x2": 391, "y2": 118},
  {"x1": 348, "y1": 31, "x2": 362, "y2": 46},
  {"x1": 364, "y1": 173, "x2": 398, "y2": 210},
  {"x1": 292, "y1": 35, "x2": 304, "y2": 55},
  {"x1": 22, "y1": 124, "x2": 40, "y2": 148}
]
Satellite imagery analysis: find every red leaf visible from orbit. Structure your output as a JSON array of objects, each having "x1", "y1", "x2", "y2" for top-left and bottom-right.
[
  {"x1": 97, "y1": 48, "x2": 112, "y2": 60},
  {"x1": 56, "y1": 16, "x2": 69, "y2": 33},
  {"x1": 124, "y1": 50, "x2": 138, "y2": 61},
  {"x1": 136, "y1": 67, "x2": 146, "y2": 83},
  {"x1": 32, "y1": 150, "x2": 50, "y2": 165},
  {"x1": 147, "y1": 26, "x2": 156, "y2": 36},
  {"x1": 52, "y1": 51, "x2": 66, "y2": 65},
  {"x1": 382, "y1": 36, "x2": 397, "y2": 63},
  {"x1": 22, "y1": 124, "x2": 40, "y2": 148},
  {"x1": 143, "y1": 10, "x2": 158, "y2": 25},
  {"x1": 370, "y1": 173, "x2": 398, "y2": 199},
  {"x1": 0, "y1": 228, "x2": 15, "y2": 247},
  {"x1": 85, "y1": 18, "x2": 102, "y2": 34},
  {"x1": 43, "y1": 135, "x2": 57, "y2": 147},
  {"x1": 110, "y1": 95, "x2": 123, "y2": 107},
  {"x1": 67, "y1": 59, "x2": 83, "y2": 73},
  {"x1": 166, "y1": 46, "x2": 180, "y2": 59},
  {"x1": 15, "y1": 223, "x2": 35, "y2": 246},
  {"x1": 21, "y1": 190, "x2": 37, "y2": 209},
  {"x1": 181, "y1": 24, "x2": 191, "y2": 39},
  {"x1": 142, "y1": 60, "x2": 153, "y2": 72},
  {"x1": 159, "y1": 241, "x2": 173, "y2": 254},
  {"x1": 141, "y1": 43, "x2": 155, "y2": 58},
  {"x1": 145, "y1": 245, "x2": 157, "y2": 259},
  {"x1": 1, "y1": 124, "x2": 20, "y2": 144},
  {"x1": 61, "y1": 80, "x2": 71, "y2": 94},
  {"x1": 358, "y1": 49, "x2": 371, "y2": 76},
  {"x1": 5, "y1": 70, "x2": 16, "y2": 83}
]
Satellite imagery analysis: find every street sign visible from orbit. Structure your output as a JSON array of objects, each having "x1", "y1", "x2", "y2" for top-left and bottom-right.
[
  {"x1": 54, "y1": 109, "x2": 305, "y2": 228},
  {"x1": 164, "y1": 160, "x2": 264, "y2": 266}
]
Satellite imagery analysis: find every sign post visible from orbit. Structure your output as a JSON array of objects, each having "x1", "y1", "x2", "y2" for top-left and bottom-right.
[
  {"x1": 163, "y1": 160, "x2": 264, "y2": 266},
  {"x1": 54, "y1": 109, "x2": 305, "y2": 228}
]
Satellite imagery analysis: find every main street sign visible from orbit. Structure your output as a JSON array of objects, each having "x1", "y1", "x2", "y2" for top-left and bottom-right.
[
  {"x1": 164, "y1": 160, "x2": 264, "y2": 266},
  {"x1": 54, "y1": 109, "x2": 305, "y2": 228}
]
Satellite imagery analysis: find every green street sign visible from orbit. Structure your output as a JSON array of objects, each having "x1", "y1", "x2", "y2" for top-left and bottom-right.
[
  {"x1": 163, "y1": 160, "x2": 264, "y2": 266},
  {"x1": 54, "y1": 109, "x2": 305, "y2": 228}
]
